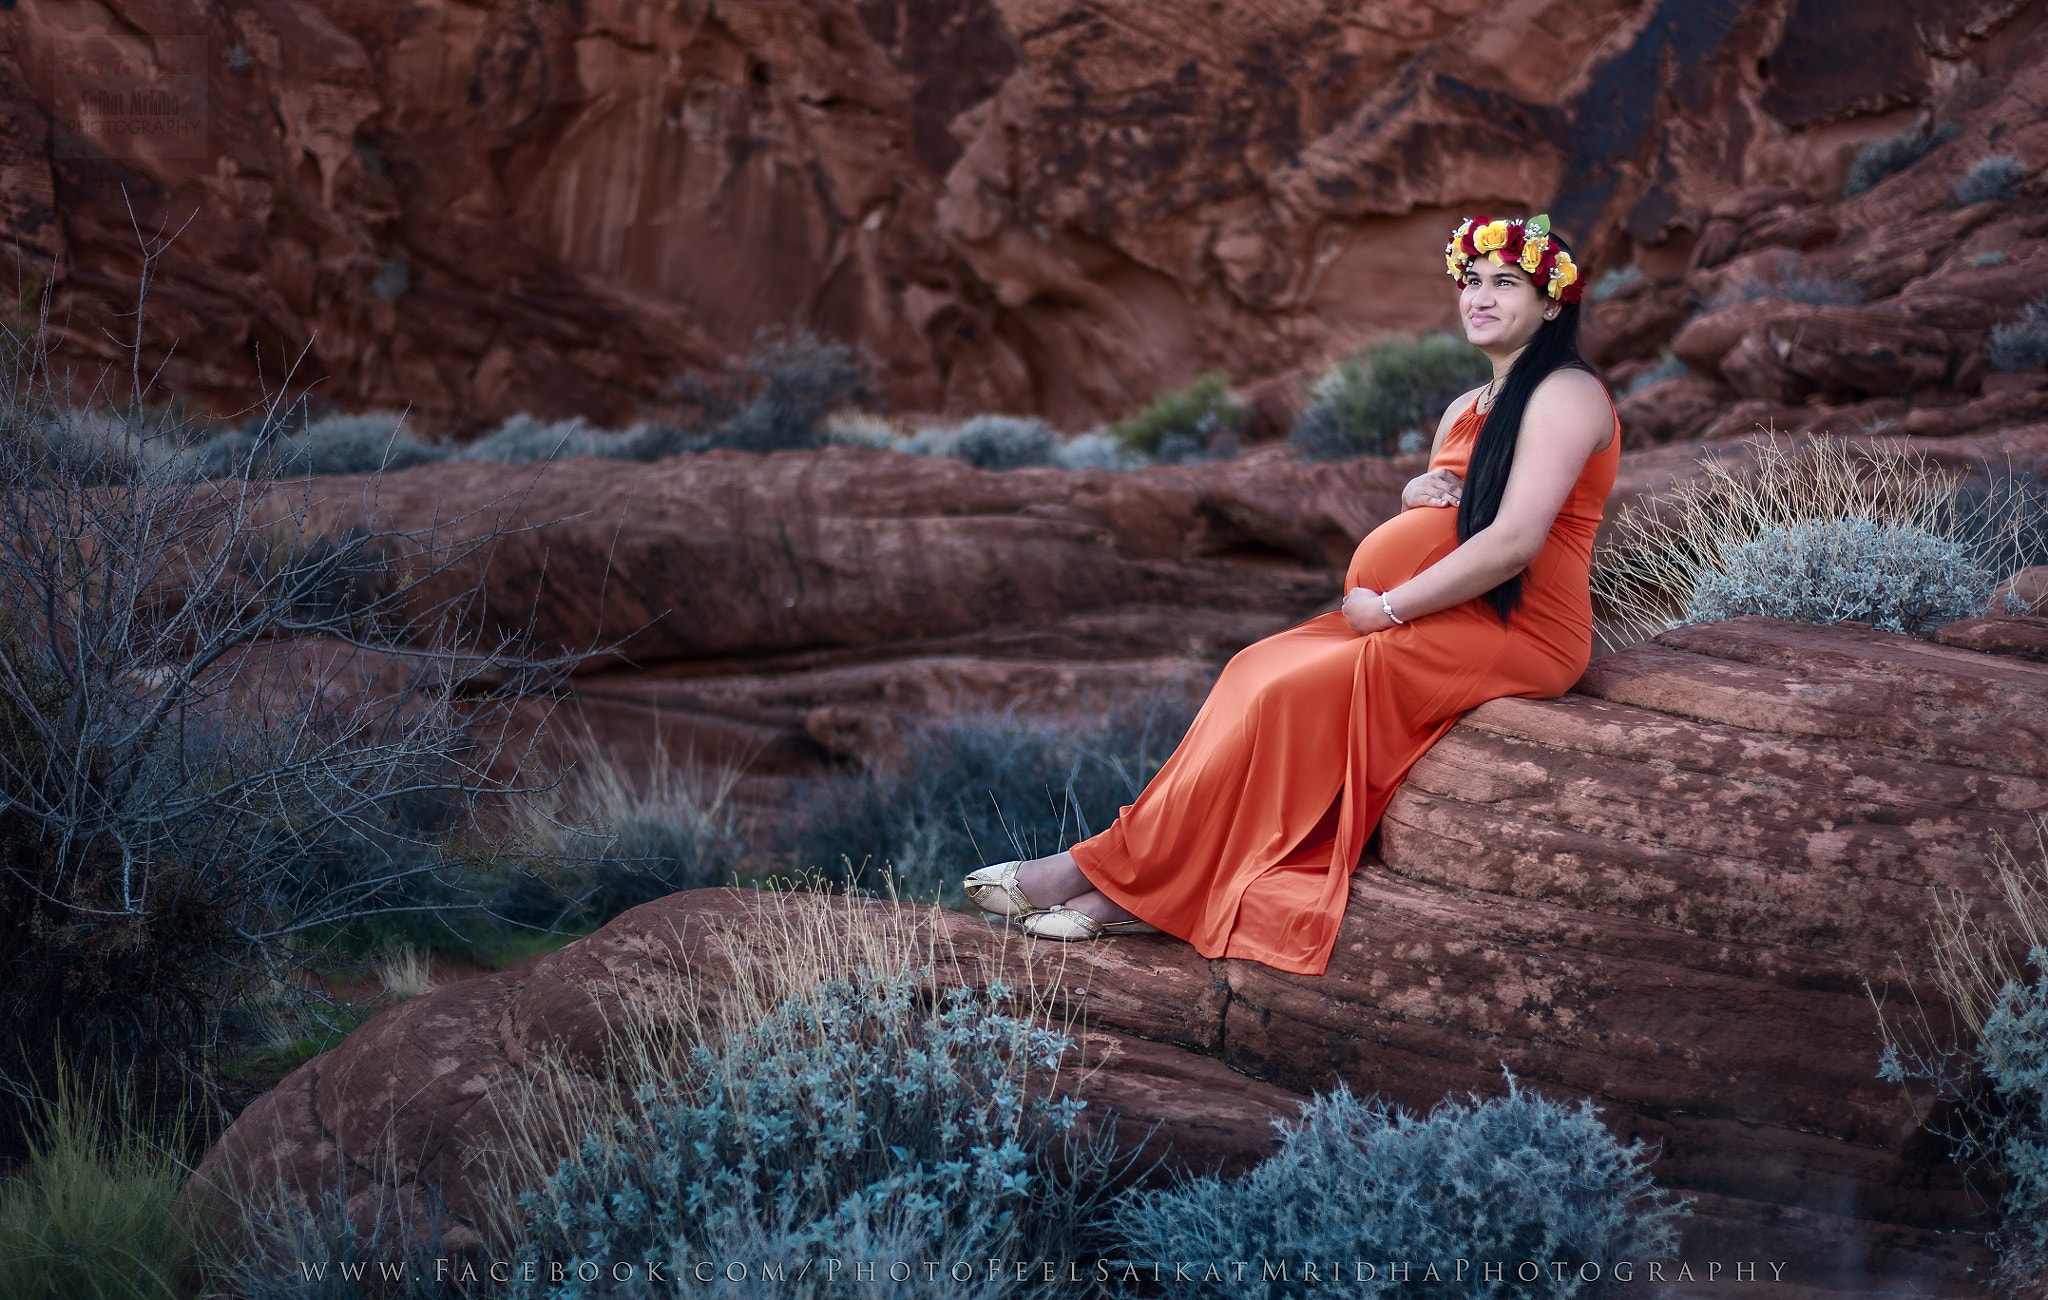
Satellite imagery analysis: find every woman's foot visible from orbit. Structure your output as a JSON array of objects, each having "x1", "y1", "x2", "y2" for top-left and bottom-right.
[
  {"x1": 1009, "y1": 854, "x2": 1140, "y2": 923},
  {"x1": 1055, "y1": 889, "x2": 1138, "y2": 925},
  {"x1": 1008, "y1": 851, "x2": 1092, "y2": 911}
]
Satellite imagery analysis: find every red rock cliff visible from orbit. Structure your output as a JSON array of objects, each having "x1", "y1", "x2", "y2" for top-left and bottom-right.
[{"x1": 3, "y1": 0, "x2": 2038, "y2": 432}]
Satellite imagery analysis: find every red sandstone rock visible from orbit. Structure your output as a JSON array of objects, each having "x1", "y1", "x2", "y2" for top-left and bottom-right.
[
  {"x1": 179, "y1": 889, "x2": 1302, "y2": 1260},
  {"x1": 1998, "y1": 566, "x2": 2048, "y2": 613},
  {"x1": 1674, "y1": 302, "x2": 1954, "y2": 401},
  {"x1": 1613, "y1": 374, "x2": 1735, "y2": 447},
  {"x1": 185, "y1": 619, "x2": 2039, "y2": 1294},
  {"x1": 1935, "y1": 614, "x2": 2048, "y2": 662},
  {"x1": 288, "y1": 446, "x2": 1401, "y2": 674},
  {"x1": 5, "y1": 0, "x2": 2042, "y2": 439}
]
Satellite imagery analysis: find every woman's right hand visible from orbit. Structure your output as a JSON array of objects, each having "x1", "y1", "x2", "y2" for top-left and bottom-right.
[{"x1": 1402, "y1": 468, "x2": 1463, "y2": 510}]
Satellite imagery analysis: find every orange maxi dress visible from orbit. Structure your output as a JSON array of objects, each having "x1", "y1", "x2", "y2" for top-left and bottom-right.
[{"x1": 1068, "y1": 391, "x2": 1622, "y2": 975}]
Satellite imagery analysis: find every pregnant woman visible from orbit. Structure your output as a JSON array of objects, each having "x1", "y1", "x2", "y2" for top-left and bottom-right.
[{"x1": 965, "y1": 214, "x2": 1620, "y2": 976}]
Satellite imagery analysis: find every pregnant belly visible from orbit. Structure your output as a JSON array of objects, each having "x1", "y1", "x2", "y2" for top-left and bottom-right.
[{"x1": 1345, "y1": 506, "x2": 1462, "y2": 592}]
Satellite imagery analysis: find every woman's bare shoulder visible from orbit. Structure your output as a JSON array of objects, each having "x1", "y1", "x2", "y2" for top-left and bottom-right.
[
  {"x1": 1527, "y1": 366, "x2": 1610, "y2": 414},
  {"x1": 1526, "y1": 367, "x2": 1614, "y2": 449}
]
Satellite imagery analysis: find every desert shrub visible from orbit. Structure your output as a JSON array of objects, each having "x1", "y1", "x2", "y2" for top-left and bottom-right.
[
  {"x1": 897, "y1": 424, "x2": 959, "y2": 458},
  {"x1": 501, "y1": 739, "x2": 747, "y2": 929},
  {"x1": 948, "y1": 415, "x2": 1058, "y2": 470},
  {"x1": 1109, "y1": 1075, "x2": 1687, "y2": 1299},
  {"x1": 181, "y1": 428, "x2": 263, "y2": 479},
  {"x1": 193, "y1": 1128, "x2": 467, "y2": 1299},
  {"x1": 458, "y1": 414, "x2": 637, "y2": 465},
  {"x1": 820, "y1": 409, "x2": 907, "y2": 450},
  {"x1": 1109, "y1": 372, "x2": 1245, "y2": 461},
  {"x1": 0, "y1": 236, "x2": 571, "y2": 1163},
  {"x1": 1682, "y1": 518, "x2": 2000, "y2": 634},
  {"x1": 269, "y1": 412, "x2": 446, "y2": 476},
  {"x1": 1702, "y1": 250, "x2": 1861, "y2": 310},
  {"x1": 3, "y1": 405, "x2": 189, "y2": 485},
  {"x1": 691, "y1": 330, "x2": 877, "y2": 454},
  {"x1": 0, "y1": 1063, "x2": 194, "y2": 1300},
  {"x1": 1052, "y1": 431, "x2": 1145, "y2": 471},
  {"x1": 829, "y1": 412, "x2": 1142, "y2": 472},
  {"x1": 1588, "y1": 266, "x2": 1647, "y2": 302},
  {"x1": 1594, "y1": 434, "x2": 2039, "y2": 645},
  {"x1": 1876, "y1": 820, "x2": 2048, "y2": 1292},
  {"x1": 1288, "y1": 334, "x2": 1490, "y2": 461},
  {"x1": 1955, "y1": 154, "x2": 2027, "y2": 206},
  {"x1": 1843, "y1": 120, "x2": 1959, "y2": 197},
  {"x1": 1986, "y1": 297, "x2": 2048, "y2": 372},
  {"x1": 788, "y1": 692, "x2": 1198, "y2": 905},
  {"x1": 509, "y1": 968, "x2": 1119, "y2": 1299}
]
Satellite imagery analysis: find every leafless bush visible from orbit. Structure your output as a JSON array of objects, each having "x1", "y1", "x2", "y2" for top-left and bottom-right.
[{"x1": 0, "y1": 211, "x2": 583, "y2": 1161}]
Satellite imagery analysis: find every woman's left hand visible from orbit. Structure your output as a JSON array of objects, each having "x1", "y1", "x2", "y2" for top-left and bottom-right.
[{"x1": 1342, "y1": 586, "x2": 1396, "y2": 636}]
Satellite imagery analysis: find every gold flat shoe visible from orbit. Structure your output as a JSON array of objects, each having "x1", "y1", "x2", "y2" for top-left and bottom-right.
[
  {"x1": 963, "y1": 859, "x2": 1042, "y2": 918},
  {"x1": 1019, "y1": 905, "x2": 1161, "y2": 941}
]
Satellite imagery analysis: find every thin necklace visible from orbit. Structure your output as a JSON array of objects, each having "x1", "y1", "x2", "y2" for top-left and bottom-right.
[{"x1": 1477, "y1": 374, "x2": 1501, "y2": 413}]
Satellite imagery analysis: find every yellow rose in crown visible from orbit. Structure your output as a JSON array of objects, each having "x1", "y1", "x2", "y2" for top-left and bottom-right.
[
  {"x1": 1551, "y1": 254, "x2": 1579, "y2": 293},
  {"x1": 1472, "y1": 220, "x2": 1511, "y2": 254},
  {"x1": 1519, "y1": 239, "x2": 1546, "y2": 273}
]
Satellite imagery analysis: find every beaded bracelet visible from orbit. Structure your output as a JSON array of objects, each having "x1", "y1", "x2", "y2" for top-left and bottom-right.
[{"x1": 1381, "y1": 591, "x2": 1405, "y2": 625}]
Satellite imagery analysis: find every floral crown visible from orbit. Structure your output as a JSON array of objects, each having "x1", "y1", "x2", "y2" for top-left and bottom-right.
[{"x1": 1445, "y1": 213, "x2": 1583, "y2": 303}]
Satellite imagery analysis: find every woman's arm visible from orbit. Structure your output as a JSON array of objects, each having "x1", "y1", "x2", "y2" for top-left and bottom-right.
[{"x1": 1345, "y1": 369, "x2": 1611, "y2": 634}]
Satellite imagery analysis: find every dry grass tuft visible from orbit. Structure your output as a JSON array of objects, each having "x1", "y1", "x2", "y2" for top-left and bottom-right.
[
  {"x1": 1927, "y1": 819, "x2": 2048, "y2": 1038},
  {"x1": 370, "y1": 944, "x2": 436, "y2": 1003},
  {"x1": 1592, "y1": 431, "x2": 2031, "y2": 646}
]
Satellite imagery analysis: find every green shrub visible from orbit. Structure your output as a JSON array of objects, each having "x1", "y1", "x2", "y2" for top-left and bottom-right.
[
  {"x1": 1109, "y1": 1075, "x2": 1687, "y2": 1299},
  {"x1": 1987, "y1": 297, "x2": 2048, "y2": 372},
  {"x1": 1843, "y1": 120, "x2": 1958, "y2": 197},
  {"x1": 787, "y1": 693, "x2": 1197, "y2": 905},
  {"x1": 0, "y1": 1063, "x2": 195, "y2": 1300},
  {"x1": 1109, "y1": 372, "x2": 1244, "y2": 461},
  {"x1": 1288, "y1": 334, "x2": 1489, "y2": 461},
  {"x1": 510, "y1": 969, "x2": 1119, "y2": 1299},
  {"x1": 1682, "y1": 517, "x2": 2003, "y2": 634},
  {"x1": 1955, "y1": 154, "x2": 2027, "y2": 206}
]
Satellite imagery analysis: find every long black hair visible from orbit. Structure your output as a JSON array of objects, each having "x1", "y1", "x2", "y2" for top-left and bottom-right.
[{"x1": 1455, "y1": 232, "x2": 1598, "y2": 624}]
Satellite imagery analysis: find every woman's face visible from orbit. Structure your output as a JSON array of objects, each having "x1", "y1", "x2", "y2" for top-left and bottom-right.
[{"x1": 1459, "y1": 259, "x2": 1557, "y2": 353}]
